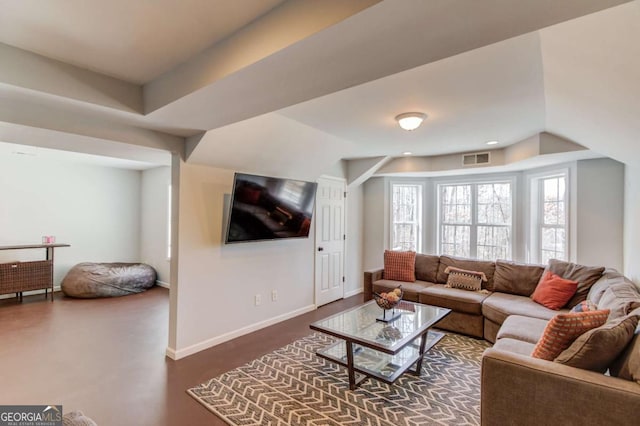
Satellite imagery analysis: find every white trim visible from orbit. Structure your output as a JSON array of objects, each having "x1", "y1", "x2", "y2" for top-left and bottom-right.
[
  {"x1": 435, "y1": 175, "x2": 516, "y2": 260},
  {"x1": 344, "y1": 287, "x2": 363, "y2": 298},
  {"x1": 165, "y1": 304, "x2": 317, "y2": 360},
  {"x1": 156, "y1": 280, "x2": 170, "y2": 289}
]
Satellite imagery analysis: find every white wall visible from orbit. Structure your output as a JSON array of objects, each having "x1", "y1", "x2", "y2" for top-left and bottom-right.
[
  {"x1": 345, "y1": 184, "x2": 363, "y2": 296},
  {"x1": 576, "y1": 158, "x2": 624, "y2": 271},
  {"x1": 624, "y1": 165, "x2": 640, "y2": 283},
  {"x1": 170, "y1": 162, "x2": 316, "y2": 358},
  {"x1": 0, "y1": 152, "x2": 141, "y2": 287},
  {"x1": 140, "y1": 166, "x2": 171, "y2": 284}
]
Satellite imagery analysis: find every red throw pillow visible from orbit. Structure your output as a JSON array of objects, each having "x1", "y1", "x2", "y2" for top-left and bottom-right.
[
  {"x1": 383, "y1": 250, "x2": 416, "y2": 282},
  {"x1": 532, "y1": 271, "x2": 578, "y2": 310},
  {"x1": 531, "y1": 310, "x2": 610, "y2": 361}
]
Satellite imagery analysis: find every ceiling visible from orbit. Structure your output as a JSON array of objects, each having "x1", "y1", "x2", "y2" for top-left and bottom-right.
[
  {"x1": 0, "y1": 0, "x2": 637, "y2": 176},
  {"x1": 0, "y1": 0, "x2": 286, "y2": 83}
]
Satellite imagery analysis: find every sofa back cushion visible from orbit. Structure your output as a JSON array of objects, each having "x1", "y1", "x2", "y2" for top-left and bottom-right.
[
  {"x1": 493, "y1": 260, "x2": 544, "y2": 297},
  {"x1": 383, "y1": 250, "x2": 416, "y2": 282},
  {"x1": 414, "y1": 254, "x2": 440, "y2": 283},
  {"x1": 437, "y1": 256, "x2": 496, "y2": 290},
  {"x1": 588, "y1": 268, "x2": 623, "y2": 305},
  {"x1": 545, "y1": 259, "x2": 605, "y2": 308},
  {"x1": 610, "y1": 308, "x2": 640, "y2": 384},
  {"x1": 597, "y1": 282, "x2": 640, "y2": 321},
  {"x1": 554, "y1": 314, "x2": 639, "y2": 373}
]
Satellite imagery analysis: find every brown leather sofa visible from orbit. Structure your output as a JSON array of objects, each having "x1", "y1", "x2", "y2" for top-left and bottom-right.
[{"x1": 364, "y1": 255, "x2": 640, "y2": 425}]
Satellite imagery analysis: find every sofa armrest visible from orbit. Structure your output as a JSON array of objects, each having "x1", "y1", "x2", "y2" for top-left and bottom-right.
[
  {"x1": 481, "y1": 348, "x2": 640, "y2": 426},
  {"x1": 363, "y1": 268, "x2": 384, "y2": 300}
]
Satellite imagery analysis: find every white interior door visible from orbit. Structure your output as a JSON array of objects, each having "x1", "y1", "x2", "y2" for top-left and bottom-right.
[{"x1": 315, "y1": 177, "x2": 346, "y2": 306}]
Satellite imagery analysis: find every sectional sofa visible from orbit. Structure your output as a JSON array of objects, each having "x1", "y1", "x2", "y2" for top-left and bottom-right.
[{"x1": 364, "y1": 254, "x2": 640, "y2": 425}]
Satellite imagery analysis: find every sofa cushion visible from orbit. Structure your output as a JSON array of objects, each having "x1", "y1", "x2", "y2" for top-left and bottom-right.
[
  {"x1": 610, "y1": 308, "x2": 640, "y2": 384},
  {"x1": 531, "y1": 271, "x2": 578, "y2": 310},
  {"x1": 373, "y1": 279, "x2": 430, "y2": 302},
  {"x1": 482, "y1": 292, "x2": 568, "y2": 325},
  {"x1": 383, "y1": 250, "x2": 416, "y2": 282},
  {"x1": 531, "y1": 310, "x2": 610, "y2": 361},
  {"x1": 415, "y1": 254, "x2": 440, "y2": 283},
  {"x1": 597, "y1": 282, "x2": 640, "y2": 321},
  {"x1": 492, "y1": 337, "x2": 536, "y2": 356},
  {"x1": 555, "y1": 314, "x2": 639, "y2": 373},
  {"x1": 437, "y1": 255, "x2": 496, "y2": 290},
  {"x1": 493, "y1": 260, "x2": 545, "y2": 297},
  {"x1": 418, "y1": 284, "x2": 490, "y2": 315},
  {"x1": 496, "y1": 315, "x2": 548, "y2": 344},
  {"x1": 588, "y1": 268, "x2": 625, "y2": 305},
  {"x1": 444, "y1": 266, "x2": 486, "y2": 291},
  {"x1": 545, "y1": 259, "x2": 605, "y2": 308}
]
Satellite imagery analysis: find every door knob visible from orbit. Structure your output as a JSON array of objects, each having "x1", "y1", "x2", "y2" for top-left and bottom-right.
[{"x1": 318, "y1": 247, "x2": 324, "y2": 251}]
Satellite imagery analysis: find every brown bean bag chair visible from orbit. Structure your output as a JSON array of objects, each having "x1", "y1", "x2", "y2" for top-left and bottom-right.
[{"x1": 62, "y1": 262, "x2": 157, "y2": 298}]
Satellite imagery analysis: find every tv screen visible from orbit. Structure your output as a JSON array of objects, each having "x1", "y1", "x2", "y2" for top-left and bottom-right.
[{"x1": 225, "y1": 173, "x2": 318, "y2": 244}]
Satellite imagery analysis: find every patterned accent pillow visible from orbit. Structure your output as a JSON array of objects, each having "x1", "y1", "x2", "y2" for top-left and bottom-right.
[
  {"x1": 444, "y1": 266, "x2": 487, "y2": 291},
  {"x1": 570, "y1": 300, "x2": 598, "y2": 313},
  {"x1": 383, "y1": 250, "x2": 416, "y2": 282},
  {"x1": 531, "y1": 310, "x2": 610, "y2": 361}
]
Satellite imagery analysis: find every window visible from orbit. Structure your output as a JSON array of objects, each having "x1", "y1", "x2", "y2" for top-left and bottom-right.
[
  {"x1": 438, "y1": 181, "x2": 512, "y2": 260},
  {"x1": 391, "y1": 183, "x2": 422, "y2": 251},
  {"x1": 536, "y1": 175, "x2": 568, "y2": 263}
]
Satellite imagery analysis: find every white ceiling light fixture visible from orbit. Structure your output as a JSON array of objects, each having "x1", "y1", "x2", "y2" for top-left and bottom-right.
[
  {"x1": 402, "y1": 151, "x2": 413, "y2": 155},
  {"x1": 486, "y1": 140, "x2": 499, "y2": 145},
  {"x1": 395, "y1": 112, "x2": 427, "y2": 131}
]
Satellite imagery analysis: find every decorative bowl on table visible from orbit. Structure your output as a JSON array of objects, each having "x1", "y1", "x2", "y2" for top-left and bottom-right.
[{"x1": 373, "y1": 286, "x2": 403, "y2": 310}]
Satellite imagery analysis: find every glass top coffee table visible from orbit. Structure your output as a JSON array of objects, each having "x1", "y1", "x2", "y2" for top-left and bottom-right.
[{"x1": 310, "y1": 300, "x2": 451, "y2": 390}]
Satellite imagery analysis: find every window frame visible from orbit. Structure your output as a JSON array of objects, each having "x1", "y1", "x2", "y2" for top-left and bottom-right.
[
  {"x1": 527, "y1": 169, "x2": 570, "y2": 264},
  {"x1": 389, "y1": 181, "x2": 424, "y2": 252},
  {"x1": 435, "y1": 175, "x2": 516, "y2": 260}
]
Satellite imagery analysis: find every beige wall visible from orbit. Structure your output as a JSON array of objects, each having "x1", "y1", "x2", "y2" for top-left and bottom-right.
[
  {"x1": 624, "y1": 165, "x2": 640, "y2": 283},
  {"x1": 169, "y1": 162, "x2": 317, "y2": 358},
  {"x1": 140, "y1": 166, "x2": 171, "y2": 284},
  {"x1": 576, "y1": 158, "x2": 624, "y2": 270}
]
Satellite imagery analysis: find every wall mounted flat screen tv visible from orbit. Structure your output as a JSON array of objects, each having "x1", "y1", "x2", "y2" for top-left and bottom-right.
[{"x1": 225, "y1": 173, "x2": 318, "y2": 244}]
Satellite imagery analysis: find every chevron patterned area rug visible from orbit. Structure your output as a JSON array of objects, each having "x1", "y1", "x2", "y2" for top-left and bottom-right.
[{"x1": 188, "y1": 332, "x2": 491, "y2": 425}]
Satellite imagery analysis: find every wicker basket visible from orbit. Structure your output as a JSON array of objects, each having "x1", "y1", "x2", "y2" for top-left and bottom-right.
[
  {"x1": 0, "y1": 260, "x2": 53, "y2": 295},
  {"x1": 373, "y1": 286, "x2": 404, "y2": 310}
]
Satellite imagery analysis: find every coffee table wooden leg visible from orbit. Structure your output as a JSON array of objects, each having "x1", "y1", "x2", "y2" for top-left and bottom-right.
[{"x1": 346, "y1": 341, "x2": 356, "y2": 390}]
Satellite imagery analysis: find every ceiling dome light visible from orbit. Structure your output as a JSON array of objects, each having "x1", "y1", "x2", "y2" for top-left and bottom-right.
[
  {"x1": 486, "y1": 140, "x2": 499, "y2": 145},
  {"x1": 402, "y1": 151, "x2": 413, "y2": 156},
  {"x1": 396, "y1": 112, "x2": 427, "y2": 131}
]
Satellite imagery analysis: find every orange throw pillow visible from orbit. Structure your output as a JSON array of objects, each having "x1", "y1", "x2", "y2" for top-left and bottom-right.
[
  {"x1": 383, "y1": 250, "x2": 416, "y2": 282},
  {"x1": 532, "y1": 271, "x2": 578, "y2": 310},
  {"x1": 531, "y1": 310, "x2": 610, "y2": 361}
]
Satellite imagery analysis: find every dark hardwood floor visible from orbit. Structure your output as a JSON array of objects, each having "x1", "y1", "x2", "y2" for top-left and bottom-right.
[{"x1": 0, "y1": 287, "x2": 364, "y2": 425}]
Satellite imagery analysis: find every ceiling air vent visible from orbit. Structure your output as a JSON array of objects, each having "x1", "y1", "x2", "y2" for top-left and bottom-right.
[{"x1": 462, "y1": 152, "x2": 490, "y2": 166}]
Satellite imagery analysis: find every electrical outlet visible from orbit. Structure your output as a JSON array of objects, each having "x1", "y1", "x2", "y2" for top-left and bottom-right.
[
  {"x1": 255, "y1": 294, "x2": 261, "y2": 306},
  {"x1": 271, "y1": 290, "x2": 277, "y2": 302}
]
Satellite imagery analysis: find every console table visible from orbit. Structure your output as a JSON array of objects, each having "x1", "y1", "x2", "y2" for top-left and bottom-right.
[{"x1": 0, "y1": 243, "x2": 70, "y2": 302}]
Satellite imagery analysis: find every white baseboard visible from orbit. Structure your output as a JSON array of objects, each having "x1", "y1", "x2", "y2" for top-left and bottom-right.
[
  {"x1": 0, "y1": 286, "x2": 61, "y2": 300},
  {"x1": 166, "y1": 304, "x2": 317, "y2": 360},
  {"x1": 344, "y1": 287, "x2": 363, "y2": 298},
  {"x1": 156, "y1": 280, "x2": 170, "y2": 289}
]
